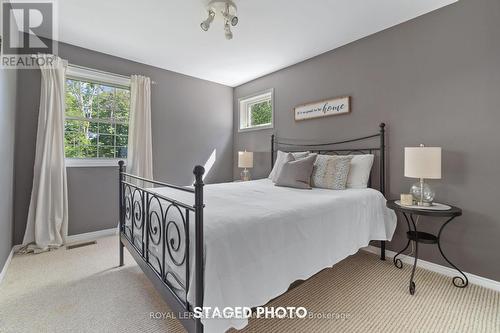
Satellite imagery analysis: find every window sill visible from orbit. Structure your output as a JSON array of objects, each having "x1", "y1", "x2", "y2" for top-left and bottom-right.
[
  {"x1": 65, "y1": 159, "x2": 126, "y2": 168},
  {"x1": 238, "y1": 124, "x2": 274, "y2": 133}
]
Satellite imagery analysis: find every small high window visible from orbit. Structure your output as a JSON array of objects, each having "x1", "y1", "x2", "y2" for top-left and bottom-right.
[{"x1": 238, "y1": 89, "x2": 274, "y2": 132}]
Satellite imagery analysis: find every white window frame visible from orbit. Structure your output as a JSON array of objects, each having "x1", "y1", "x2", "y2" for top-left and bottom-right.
[
  {"x1": 65, "y1": 65, "x2": 131, "y2": 168},
  {"x1": 238, "y1": 88, "x2": 274, "y2": 132}
]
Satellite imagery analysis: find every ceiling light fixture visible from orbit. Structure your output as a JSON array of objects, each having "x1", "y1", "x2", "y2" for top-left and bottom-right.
[
  {"x1": 200, "y1": 9, "x2": 216, "y2": 32},
  {"x1": 200, "y1": 0, "x2": 238, "y2": 39}
]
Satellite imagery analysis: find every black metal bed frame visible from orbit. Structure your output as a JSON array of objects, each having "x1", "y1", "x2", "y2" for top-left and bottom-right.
[
  {"x1": 271, "y1": 122, "x2": 387, "y2": 260},
  {"x1": 117, "y1": 123, "x2": 387, "y2": 333}
]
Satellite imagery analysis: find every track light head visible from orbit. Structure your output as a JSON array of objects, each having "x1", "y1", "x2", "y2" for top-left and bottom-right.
[
  {"x1": 200, "y1": 22, "x2": 209, "y2": 32},
  {"x1": 200, "y1": 9, "x2": 215, "y2": 31},
  {"x1": 222, "y1": 11, "x2": 238, "y2": 26},
  {"x1": 224, "y1": 21, "x2": 233, "y2": 40}
]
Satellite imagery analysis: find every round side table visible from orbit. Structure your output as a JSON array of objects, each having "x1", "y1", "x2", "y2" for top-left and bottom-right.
[{"x1": 386, "y1": 200, "x2": 468, "y2": 295}]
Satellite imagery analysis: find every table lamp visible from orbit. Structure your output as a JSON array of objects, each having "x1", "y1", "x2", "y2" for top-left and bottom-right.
[
  {"x1": 404, "y1": 145, "x2": 442, "y2": 206},
  {"x1": 238, "y1": 151, "x2": 253, "y2": 181}
]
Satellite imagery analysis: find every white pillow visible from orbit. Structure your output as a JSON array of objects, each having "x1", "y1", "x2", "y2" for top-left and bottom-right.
[
  {"x1": 269, "y1": 150, "x2": 309, "y2": 182},
  {"x1": 346, "y1": 154, "x2": 374, "y2": 189}
]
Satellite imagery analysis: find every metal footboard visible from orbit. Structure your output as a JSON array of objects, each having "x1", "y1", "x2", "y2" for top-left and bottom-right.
[{"x1": 118, "y1": 161, "x2": 205, "y2": 333}]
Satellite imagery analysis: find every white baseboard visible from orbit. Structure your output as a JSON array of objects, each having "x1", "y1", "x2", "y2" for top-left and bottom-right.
[
  {"x1": 362, "y1": 245, "x2": 500, "y2": 292},
  {"x1": 66, "y1": 227, "x2": 118, "y2": 244},
  {"x1": 0, "y1": 244, "x2": 22, "y2": 285},
  {"x1": 0, "y1": 248, "x2": 14, "y2": 285}
]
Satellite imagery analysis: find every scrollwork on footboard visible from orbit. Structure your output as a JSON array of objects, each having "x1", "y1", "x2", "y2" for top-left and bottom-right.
[
  {"x1": 121, "y1": 178, "x2": 196, "y2": 308},
  {"x1": 123, "y1": 185, "x2": 146, "y2": 255},
  {"x1": 118, "y1": 163, "x2": 206, "y2": 332}
]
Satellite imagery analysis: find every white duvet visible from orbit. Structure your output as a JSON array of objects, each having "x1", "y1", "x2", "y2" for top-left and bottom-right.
[{"x1": 129, "y1": 179, "x2": 396, "y2": 333}]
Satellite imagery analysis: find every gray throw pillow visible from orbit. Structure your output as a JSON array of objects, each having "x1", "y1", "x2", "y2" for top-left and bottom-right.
[
  {"x1": 275, "y1": 154, "x2": 317, "y2": 189},
  {"x1": 311, "y1": 155, "x2": 353, "y2": 190},
  {"x1": 269, "y1": 151, "x2": 310, "y2": 182}
]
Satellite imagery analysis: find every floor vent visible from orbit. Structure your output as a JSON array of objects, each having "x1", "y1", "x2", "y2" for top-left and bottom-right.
[{"x1": 66, "y1": 241, "x2": 97, "y2": 250}]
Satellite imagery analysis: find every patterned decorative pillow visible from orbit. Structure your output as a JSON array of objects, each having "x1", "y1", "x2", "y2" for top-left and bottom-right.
[
  {"x1": 311, "y1": 155, "x2": 353, "y2": 190},
  {"x1": 269, "y1": 150, "x2": 310, "y2": 182},
  {"x1": 275, "y1": 154, "x2": 317, "y2": 189}
]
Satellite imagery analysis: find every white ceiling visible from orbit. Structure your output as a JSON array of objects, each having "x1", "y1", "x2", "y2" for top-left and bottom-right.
[{"x1": 57, "y1": 0, "x2": 457, "y2": 87}]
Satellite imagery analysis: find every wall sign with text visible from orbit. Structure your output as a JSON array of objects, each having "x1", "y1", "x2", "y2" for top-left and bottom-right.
[{"x1": 294, "y1": 96, "x2": 351, "y2": 121}]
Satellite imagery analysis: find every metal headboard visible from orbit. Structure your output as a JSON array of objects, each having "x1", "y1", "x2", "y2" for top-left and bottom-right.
[
  {"x1": 271, "y1": 123, "x2": 387, "y2": 260},
  {"x1": 271, "y1": 123, "x2": 386, "y2": 195}
]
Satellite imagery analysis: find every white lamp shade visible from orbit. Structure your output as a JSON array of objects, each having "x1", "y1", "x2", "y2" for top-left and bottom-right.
[
  {"x1": 238, "y1": 151, "x2": 253, "y2": 168},
  {"x1": 404, "y1": 146, "x2": 442, "y2": 179}
]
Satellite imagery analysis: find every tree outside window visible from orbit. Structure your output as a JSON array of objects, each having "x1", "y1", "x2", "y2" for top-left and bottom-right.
[{"x1": 64, "y1": 78, "x2": 130, "y2": 159}]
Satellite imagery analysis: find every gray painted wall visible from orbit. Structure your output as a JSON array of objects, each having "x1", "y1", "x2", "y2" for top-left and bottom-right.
[
  {"x1": 233, "y1": 0, "x2": 500, "y2": 281},
  {"x1": 0, "y1": 68, "x2": 17, "y2": 268},
  {"x1": 14, "y1": 42, "x2": 233, "y2": 242}
]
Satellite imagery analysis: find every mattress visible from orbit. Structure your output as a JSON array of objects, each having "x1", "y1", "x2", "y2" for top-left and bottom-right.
[{"x1": 125, "y1": 178, "x2": 397, "y2": 333}]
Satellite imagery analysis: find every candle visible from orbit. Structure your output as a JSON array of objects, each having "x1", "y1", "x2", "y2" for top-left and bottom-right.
[{"x1": 401, "y1": 194, "x2": 414, "y2": 206}]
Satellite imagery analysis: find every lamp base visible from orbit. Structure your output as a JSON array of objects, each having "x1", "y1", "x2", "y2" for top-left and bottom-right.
[
  {"x1": 240, "y1": 168, "x2": 251, "y2": 181},
  {"x1": 410, "y1": 179, "x2": 436, "y2": 206}
]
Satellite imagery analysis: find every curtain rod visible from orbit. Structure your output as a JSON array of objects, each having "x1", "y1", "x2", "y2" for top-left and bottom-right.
[{"x1": 68, "y1": 64, "x2": 157, "y2": 84}]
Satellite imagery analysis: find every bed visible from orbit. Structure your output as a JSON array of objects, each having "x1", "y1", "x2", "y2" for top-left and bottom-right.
[{"x1": 118, "y1": 123, "x2": 396, "y2": 333}]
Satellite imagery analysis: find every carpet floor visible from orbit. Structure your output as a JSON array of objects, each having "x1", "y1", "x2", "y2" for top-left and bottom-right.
[{"x1": 0, "y1": 236, "x2": 498, "y2": 333}]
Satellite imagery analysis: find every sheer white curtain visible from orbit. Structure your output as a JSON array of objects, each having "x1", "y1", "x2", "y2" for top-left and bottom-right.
[
  {"x1": 127, "y1": 75, "x2": 153, "y2": 179},
  {"x1": 22, "y1": 55, "x2": 68, "y2": 252}
]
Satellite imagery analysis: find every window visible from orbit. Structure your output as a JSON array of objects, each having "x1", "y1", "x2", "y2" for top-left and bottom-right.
[
  {"x1": 64, "y1": 66, "x2": 131, "y2": 166},
  {"x1": 239, "y1": 89, "x2": 274, "y2": 132}
]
